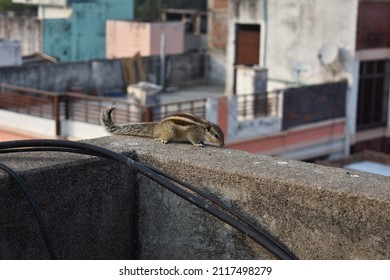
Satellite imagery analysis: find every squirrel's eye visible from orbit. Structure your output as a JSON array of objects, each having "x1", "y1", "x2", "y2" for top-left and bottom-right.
[{"x1": 214, "y1": 134, "x2": 219, "y2": 139}]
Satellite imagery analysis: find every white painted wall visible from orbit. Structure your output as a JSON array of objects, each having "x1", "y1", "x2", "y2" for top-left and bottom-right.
[
  {"x1": 12, "y1": 0, "x2": 66, "y2": 7},
  {"x1": 266, "y1": 0, "x2": 358, "y2": 89},
  {"x1": 224, "y1": 0, "x2": 359, "y2": 157},
  {"x1": 227, "y1": 96, "x2": 282, "y2": 141},
  {"x1": 0, "y1": 110, "x2": 110, "y2": 140},
  {"x1": 62, "y1": 120, "x2": 109, "y2": 140},
  {"x1": 235, "y1": 66, "x2": 267, "y2": 95},
  {"x1": 38, "y1": 6, "x2": 73, "y2": 19},
  {"x1": 0, "y1": 109, "x2": 56, "y2": 136},
  {"x1": 225, "y1": 0, "x2": 359, "y2": 92}
]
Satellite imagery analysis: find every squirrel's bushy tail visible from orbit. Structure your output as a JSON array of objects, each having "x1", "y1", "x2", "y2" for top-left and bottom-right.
[
  {"x1": 101, "y1": 106, "x2": 118, "y2": 134},
  {"x1": 101, "y1": 106, "x2": 155, "y2": 137}
]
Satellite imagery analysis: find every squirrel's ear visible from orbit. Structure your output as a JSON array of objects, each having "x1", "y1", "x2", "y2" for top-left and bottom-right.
[{"x1": 206, "y1": 124, "x2": 211, "y2": 132}]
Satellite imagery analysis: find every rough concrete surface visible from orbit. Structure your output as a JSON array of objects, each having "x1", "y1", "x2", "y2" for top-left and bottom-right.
[
  {"x1": 0, "y1": 136, "x2": 389, "y2": 259},
  {"x1": 0, "y1": 146, "x2": 137, "y2": 259},
  {"x1": 92, "y1": 136, "x2": 390, "y2": 259}
]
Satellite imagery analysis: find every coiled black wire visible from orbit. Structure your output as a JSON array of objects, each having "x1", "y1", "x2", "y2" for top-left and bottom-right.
[
  {"x1": 0, "y1": 162, "x2": 57, "y2": 260},
  {"x1": 0, "y1": 139, "x2": 298, "y2": 260}
]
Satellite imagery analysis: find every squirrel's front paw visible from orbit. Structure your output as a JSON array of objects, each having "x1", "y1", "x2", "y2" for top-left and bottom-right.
[{"x1": 193, "y1": 143, "x2": 204, "y2": 147}]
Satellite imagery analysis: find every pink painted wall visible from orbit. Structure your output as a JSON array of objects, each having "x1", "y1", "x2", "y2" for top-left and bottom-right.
[
  {"x1": 226, "y1": 121, "x2": 346, "y2": 155},
  {"x1": 0, "y1": 129, "x2": 37, "y2": 141},
  {"x1": 149, "y1": 22, "x2": 185, "y2": 55},
  {"x1": 218, "y1": 97, "x2": 229, "y2": 136},
  {"x1": 106, "y1": 20, "x2": 184, "y2": 58},
  {"x1": 106, "y1": 21, "x2": 150, "y2": 58}
]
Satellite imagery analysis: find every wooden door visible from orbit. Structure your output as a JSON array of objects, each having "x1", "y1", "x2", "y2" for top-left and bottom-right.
[{"x1": 235, "y1": 24, "x2": 260, "y2": 66}]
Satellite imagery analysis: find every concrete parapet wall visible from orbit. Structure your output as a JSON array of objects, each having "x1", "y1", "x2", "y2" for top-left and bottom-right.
[
  {"x1": 0, "y1": 146, "x2": 137, "y2": 259},
  {"x1": 0, "y1": 136, "x2": 389, "y2": 259},
  {"x1": 0, "y1": 52, "x2": 205, "y2": 93}
]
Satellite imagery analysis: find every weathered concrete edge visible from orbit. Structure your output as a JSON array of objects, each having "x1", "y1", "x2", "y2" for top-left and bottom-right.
[
  {"x1": 0, "y1": 136, "x2": 389, "y2": 259},
  {"x1": 91, "y1": 136, "x2": 390, "y2": 259}
]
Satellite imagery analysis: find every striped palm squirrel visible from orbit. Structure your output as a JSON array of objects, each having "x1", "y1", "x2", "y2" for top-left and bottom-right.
[{"x1": 101, "y1": 106, "x2": 224, "y2": 147}]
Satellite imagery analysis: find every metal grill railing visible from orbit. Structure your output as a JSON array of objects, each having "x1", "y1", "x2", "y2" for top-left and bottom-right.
[
  {"x1": 0, "y1": 83, "x2": 64, "y2": 119},
  {"x1": 0, "y1": 84, "x2": 209, "y2": 135},
  {"x1": 0, "y1": 83, "x2": 283, "y2": 137},
  {"x1": 149, "y1": 98, "x2": 207, "y2": 121},
  {"x1": 65, "y1": 92, "x2": 146, "y2": 125},
  {"x1": 236, "y1": 90, "x2": 281, "y2": 120},
  {"x1": 0, "y1": 84, "x2": 65, "y2": 135}
]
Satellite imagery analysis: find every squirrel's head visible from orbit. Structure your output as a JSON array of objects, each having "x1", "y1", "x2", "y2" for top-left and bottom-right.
[{"x1": 205, "y1": 123, "x2": 225, "y2": 147}]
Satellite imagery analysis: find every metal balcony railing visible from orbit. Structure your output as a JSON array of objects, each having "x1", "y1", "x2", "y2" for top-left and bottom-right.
[
  {"x1": 236, "y1": 90, "x2": 281, "y2": 120},
  {"x1": 0, "y1": 83, "x2": 208, "y2": 135}
]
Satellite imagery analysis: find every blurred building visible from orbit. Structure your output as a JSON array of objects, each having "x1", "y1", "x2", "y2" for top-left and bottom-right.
[
  {"x1": 207, "y1": 0, "x2": 390, "y2": 155},
  {"x1": 106, "y1": 21, "x2": 185, "y2": 58},
  {"x1": 12, "y1": 0, "x2": 134, "y2": 61},
  {"x1": 1, "y1": 0, "x2": 389, "y2": 162}
]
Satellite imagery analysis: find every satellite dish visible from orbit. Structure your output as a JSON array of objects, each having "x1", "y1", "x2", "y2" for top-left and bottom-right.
[
  {"x1": 317, "y1": 42, "x2": 352, "y2": 76},
  {"x1": 317, "y1": 42, "x2": 353, "y2": 80},
  {"x1": 318, "y1": 43, "x2": 339, "y2": 65}
]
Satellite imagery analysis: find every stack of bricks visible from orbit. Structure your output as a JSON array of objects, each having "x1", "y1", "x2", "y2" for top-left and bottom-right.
[{"x1": 209, "y1": 0, "x2": 228, "y2": 50}]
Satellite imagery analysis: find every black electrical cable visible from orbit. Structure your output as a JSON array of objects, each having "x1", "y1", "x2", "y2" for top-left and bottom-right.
[
  {"x1": 2, "y1": 146, "x2": 279, "y2": 240},
  {"x1": 0, "y1": 139, "x2": 298, "y2": 260},
  {"x1": 1, "y1": 145, "x2": 295, "y2": 259},
  {"x1": 0, "y1": 139, "x2": 298, "y2": 259},
  {"x1": 0, "y1": 162, "x2": 57, "y2": 260}
]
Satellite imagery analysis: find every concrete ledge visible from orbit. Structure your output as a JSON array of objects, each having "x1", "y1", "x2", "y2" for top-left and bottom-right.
[
  {"x1": 0, "y1": 136, "x2": 389, "y2": 259},
  {"x1": 0, "y1": 147, "x2": 137, "y2": 259}
]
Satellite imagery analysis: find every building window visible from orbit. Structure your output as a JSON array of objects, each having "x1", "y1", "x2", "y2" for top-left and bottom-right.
[
  {"x1": 357, "y1": 60, "x2": 390, "y2": 130},
  {"x1": 235, "y1": 24, "x2": 260, "y2": 66},
  {"x1": 356, "y1": 2, "x2": 390, "y2": 50}
]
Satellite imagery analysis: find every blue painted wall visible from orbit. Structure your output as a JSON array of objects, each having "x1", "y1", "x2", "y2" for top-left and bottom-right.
[{"x1": 44, "y1": 0, "x2": 134, "y2": 62}]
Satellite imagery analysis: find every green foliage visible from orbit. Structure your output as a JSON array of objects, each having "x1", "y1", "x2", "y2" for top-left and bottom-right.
[
  {"x1": 136, "y1": 0, "x2": 162, "y2": 21},
  {"x1": 135, "y1": 0, "x2": 206, "y2": 21},
  {"x1": 0, "y1": 0, "x2": 36, "y2": 12},
  {"x1": 0, "y1": 0, "x2": 12, "y2": 11}
]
